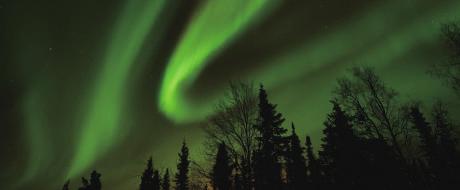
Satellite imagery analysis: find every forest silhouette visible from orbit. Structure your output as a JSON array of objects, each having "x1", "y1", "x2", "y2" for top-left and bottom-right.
[{"x1": 64, "y1": 23, "x2": 460, "y2": 190}]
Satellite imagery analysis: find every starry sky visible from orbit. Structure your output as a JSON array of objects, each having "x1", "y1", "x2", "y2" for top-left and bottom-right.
[{"x1": 1, "y1": 0, "x2": 460, "y2": 189}]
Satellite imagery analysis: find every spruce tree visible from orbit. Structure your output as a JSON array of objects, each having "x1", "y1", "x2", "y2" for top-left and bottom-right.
[
  {"x1": 78, "y1": 171, "x2": 101, "y2": 190},
  {"x1": 162, "y1": 169, "x2": 170, "y2": 190},
  {"x1": 305, "y1": 135, "x2": 322, "y2": 189},
  {"x1": 89, "y1": 170, "x2": 102, "y2": 190},
  {"x1": 409, "y1": 106, "x2": 436, "y2": 165},
  {"x1": 286, "y1": 123, "x2": 307, "y2": 190},
  {"x1": 78, "y1": 177, "x2": 89, "y2": 190},
  {"x1": 140, "y1": 157, "x2": 154, "y2": 190},
  {"x1": 431, "y1": 104, "x2": 460, "y2": 188},
  {"x1": 153, "y1": 170, "x2": 161, "y2": 190},
  {"x1": 253, "y1": 85, "x2": 286, "y2": 190},
  {"x1": 319, "y1": 101, "x2": 362, "y2": 189},
  {"x1": 212, "y1": 143, "x2": 232, "y2": 190},
  {"x1": 62, "y1": 180, "x2": 70, "y2": 190},
  {"x1": 175, "y1": 141, "x2": 190, "y2": 190}
]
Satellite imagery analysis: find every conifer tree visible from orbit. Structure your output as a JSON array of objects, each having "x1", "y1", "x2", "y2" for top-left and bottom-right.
[
  {"x1": 62, "y1": 180, "x2": 70, "y2": 190},
  {"x1": 286, "y1": 123, "x2": 307, "y2": 190},
  {"x1": 162, "y1": 169, "x2": 170, "y2": 190},
  {"x1": 253, "y1": 85, "x2": 286, "y2": 190},
  {"x1": 431, "y1": 103, "x2": 460, "y2": 188},
  {"x1": 212, "y1": 143, "x2": 232, "y2": 190},
  {"x1": 305, "y1": 135, "x2": 322, "y2": 189},
  {"x1": 89, "y1": 170, "x2": 102, "y2": 190},
  {"x1": 319, "y1": 101, "x2": 362, "y2": 189},
  {"x1": 78, "y1": 177, "x2": 89, "y2": 190},
  {"x1": 78, "y1": 171, "x2": 101, "y2": 190},
  {"x1": 409, "y1": 106, "x2": 436, "y2": 165},
  {"x1": 408, "y1": 105, "x2": 437, "y2": 188},
  {"x1": 153, "y1": 170, "x2": 161, "y2": 190},
  {"x1": 175, "y1": 141, "x2": 190, "y2": 190},
  {"x1": 140, "y1": 157, "x2": 154, "y2": 190}
]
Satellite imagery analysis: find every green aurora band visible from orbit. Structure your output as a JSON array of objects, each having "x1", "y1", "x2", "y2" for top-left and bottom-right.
[
  {"x1": 249, "y1": 1, "x2": 460, "y2": 140},
  {"x1": 159, "y1": 0, "x2": 460, "y2": 125},
  {"x1": 158, "y1": 0, "x2": 279, "y2": 123},
  {"x1": 67, "y1": 0, "x2": 460, "y2": 179},
  {"x1": 10, "y1": 0, "x2": 460, "y2": 189},
  {"x1": 255, "y1": 1, "x2": 460, "y2": 86},
  {"x1": 67, "y1": 0, "x2": 166, "y2": 178},
  {"x1": 21, "y1": 84, "x2": 52, "y2": 184}
]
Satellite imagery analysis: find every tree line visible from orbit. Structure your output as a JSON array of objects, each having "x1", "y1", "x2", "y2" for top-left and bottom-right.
[{"x1": 62, "y1": 22, "x2": 460, "y2": 190}]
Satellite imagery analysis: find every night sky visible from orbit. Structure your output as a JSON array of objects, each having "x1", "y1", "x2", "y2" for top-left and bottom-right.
[{"x1": 1, "y1": 0, "x2": 460, "y2": 189}]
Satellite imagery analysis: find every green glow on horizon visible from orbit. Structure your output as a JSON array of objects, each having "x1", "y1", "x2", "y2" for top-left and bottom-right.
[
  {"x1": 67, "y1": 0, "x2": 166, "y2": 178},
  {"x1": 158, "y1": 0, "x2": 279, "y2": 123}
]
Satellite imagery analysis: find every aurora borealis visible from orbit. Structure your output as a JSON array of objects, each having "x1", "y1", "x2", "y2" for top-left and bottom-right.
[
  {"x1": 1, "y1": 0, "x2": 460, "y2": 189},
  {"x1": 159, "y1": 0, "x2": 278, "y2": 122}
]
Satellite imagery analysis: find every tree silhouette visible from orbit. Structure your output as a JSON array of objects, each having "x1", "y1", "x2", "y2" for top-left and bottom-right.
[
  {"x1": 432, "y1": 22, "x2": 460, "y2": 94},
  {"x1": 153, "y1": 170, "x2": 161, "y2": 190},
  {"x1": 140, "y1": 157, "x2": 154, "y2": 190},
  {"x1": 253, "y1": 85, "x2": 286, "y2": 190},
  {"x1": 305, "y1": 135, "x2": 322, "y2": 190},
  {"x1": 409, "y1": 106, "x2": 436, "y2": 166},
  {"x1": 431, "y1": 103, "x2": 460, "y2": 188},
  {"x1": 285, "y1": 123, "x2": 307, "y2": 190},
  {"x1": 175, "y1": 141, "x2": 190, "y2": 190},
  {"x1": 408, "y1": 105, "x2": 437, "y2": 188},
  {"x1": 335, "y1": 67, "x2": 409, "y2": 160},
  {"x1": 78, "y1": 170, "x2": 101, "y2": 190},
  {"x1": 89, "y1": 171, "x2": 101, "y2": 190},
  {"x1": 320, "y1": 101, "x2": 351, "y2": 188},
  {"x1": 162, "y1": 169, "x2": 170, "y2": 190},
  {"x1": 62, "y1": 180, "x2": 70, "y2": 190},
  {"x1": 78, "y1": 177, "x2": 89, "y2": 190},
  {"x1": 203, "y1": 82, "x2": 258, "y2": 190},
  {"x1": 212, "y1": 143, "x2": 232, "y2": 190},
  {"x1": 320, "y1": 101, "x2": 377, "y2": 189}
]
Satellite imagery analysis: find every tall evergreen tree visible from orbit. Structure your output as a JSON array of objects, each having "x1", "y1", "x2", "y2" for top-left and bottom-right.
[
  {"x1": 140, "y1": 157, "x2": 154, "y2": 190},
  {"x1": 431, "y1": 103, "x2": 460, "y2": 188},
  {"x1": 78, "y1": 177, "x2": 90, "y2": 190},
  {"x1": 253, "y1": 85, "x2": 286, "y2": 190},
  {"x1": 153, "y1": 170, "x2": 161, "y2": 190},
  {"x1": 319, "y1": 101, "x2": 363, "y2": 189},
  {"x1": 305, "y1": 136, "x2": 322, "y2": 189},
  {"x1": 409, "y1": 106, "x2": 436, "y2": 165},
  {"x1": 212, "y1": 143, "x2": 232, "y2": 190},
  {"x1": 78, "y1": 171, "x2": 102, "y2": 190},
  {"x1": 286, "y1": 123, "x2": 307, "y2": 190},
  {"x1": 162, "y1": 169, "x2": 170, "y2": 190},
  {"x1": 62, "y1": 180, "x2": 70, "y2": 190},
  {"x1": 433, "y1": 104, "x2": 458, "y2": 163},
  {"x1": 89, "y1": 170, "x2": 102, "y2": 190},
  {"x1": 175, "y1": 141, "x2": 190, "y2": 190},
  {"x1": 408, "y1": 105, "x2": 437, "y2": 188}
]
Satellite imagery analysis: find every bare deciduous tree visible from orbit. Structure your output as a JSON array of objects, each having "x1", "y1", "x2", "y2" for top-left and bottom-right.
[
  {"x1": 334, "y1": 66, "x2": 410, "y2": 160},
  {"x1": 432, "y1": 22, "x2": 460, "y2": 94},
  {"x1": 203, "y1": 81, "x2": 259, "y2": 189}
]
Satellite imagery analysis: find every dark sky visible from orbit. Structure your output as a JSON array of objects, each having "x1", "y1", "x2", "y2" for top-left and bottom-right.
[{"x1": 1, "y1": 0, "x2": 460, "y2": 189}]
